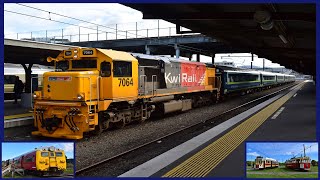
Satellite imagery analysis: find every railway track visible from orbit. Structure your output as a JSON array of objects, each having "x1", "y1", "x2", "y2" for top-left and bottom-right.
[{"x1": 76, "y1": 82, "x2": 299, "y2": 177}]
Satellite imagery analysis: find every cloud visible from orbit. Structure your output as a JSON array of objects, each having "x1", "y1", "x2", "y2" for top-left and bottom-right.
[
  {"x1": 285, "y1": 151, "x2": 294, "y2": 155},
  {"x1": 61, "y1": 143, "x2": 74, "y2": 153},
  {"x1": 247, "y1": 152, "x2": 260, "y2": 157}
]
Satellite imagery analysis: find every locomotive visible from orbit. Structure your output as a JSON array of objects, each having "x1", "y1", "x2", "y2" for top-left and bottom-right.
[
  {"x1": 6, "y1": 146, "x2": 67, "y2": 176},
  {"x1": 254, "y1": 156, "x2": 279, "y2": 169},
  {"x1": 32, "y1": 47, "x2": 295, "y2": 139}
]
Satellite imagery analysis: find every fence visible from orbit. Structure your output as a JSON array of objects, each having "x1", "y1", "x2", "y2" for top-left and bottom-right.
[{"x1": 4, "y1": 20, "x2": 199, "y2": 43}]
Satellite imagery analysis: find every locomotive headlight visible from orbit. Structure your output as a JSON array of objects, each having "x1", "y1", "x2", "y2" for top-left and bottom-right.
[
  {"x1": 33, "y1": 94, "x2": 38, "y2": 98},
  {"x1": 77, "y1": 94, "x2": 84, "y2": 100},
  {"x1": 49, "y1": 146, "x2": 55, "y2": 151}
]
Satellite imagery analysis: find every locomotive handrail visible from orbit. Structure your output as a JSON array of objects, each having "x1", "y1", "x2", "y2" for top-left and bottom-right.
[
  {"x1": 152, "y1": 75, "x2": 157, "y2": 97},
  {"x1": 139, "y1": 75, "x2": 147, "y2": 96},
  {"x1": 97, "y1": 76, "x2": 101, "y2": 104}
]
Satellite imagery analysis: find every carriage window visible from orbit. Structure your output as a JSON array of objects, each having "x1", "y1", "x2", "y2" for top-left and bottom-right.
[
  {"x1": 55, "y1": 152, "x2": 63, "y2": 157},
  {"x1": 113, "y1": 61, "x2": 132, "y2": 77},
  {"x1": 24, "y1": 156, "x2": 33, "y2": 162},
  {"x1": 100, "y1": 61, "x2": 111, "y2": 77},
  {"x1": 56, "y1": 60, "x2": 69, "y2": 71},
  {"x1": 41, "y1": 152, "x2": 49, "y2": 157},
  {"x1": 228, "y1": 74, "x2": 259, "y2": 83},
  {"x1": 263, "y1": 76, "x2": 275, "y2": 80},
  {"x1": 72, "y1": 60, "x2": 97, "y2": 69}
]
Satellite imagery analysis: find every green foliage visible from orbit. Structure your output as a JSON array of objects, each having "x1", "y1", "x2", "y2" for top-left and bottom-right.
[{"x1": 311, "y1": 160, "x2": 318, "y2": 166}]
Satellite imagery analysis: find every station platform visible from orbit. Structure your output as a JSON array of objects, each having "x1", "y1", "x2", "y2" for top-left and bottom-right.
[
  {"x1": 4, "y1": 100, "x2": 33, "y2": 128},
  {"x1": 119, "y1": 80, "x2": 316, "y2": 177}
]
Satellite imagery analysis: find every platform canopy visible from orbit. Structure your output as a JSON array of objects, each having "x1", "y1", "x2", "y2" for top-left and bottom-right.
[
  {"x1": 4, "y1": 38, "x2": 78, "y2": 66},
  {"x1": 124, "y1": 3, "x2": 316, "y2": 75}
]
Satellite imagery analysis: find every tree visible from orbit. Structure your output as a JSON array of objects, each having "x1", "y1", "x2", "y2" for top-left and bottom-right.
[{"x1": 311, "y1": 160, "x2": 318, "y2": 166}]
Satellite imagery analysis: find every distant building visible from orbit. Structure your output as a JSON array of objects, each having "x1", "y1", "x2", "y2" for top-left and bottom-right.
[{"x1": 214, "y1": 61, "x2": 235, "y2": 67}]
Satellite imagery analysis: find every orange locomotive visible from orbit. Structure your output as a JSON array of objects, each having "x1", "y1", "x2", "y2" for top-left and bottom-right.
[{"x1": 32, "y1": 48, "x2": 221, "y2": 139}]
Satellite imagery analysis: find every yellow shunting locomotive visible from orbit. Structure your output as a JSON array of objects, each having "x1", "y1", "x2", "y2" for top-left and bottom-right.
[
  {"x1": 32, "y1": 47, "x2": 221, "y2": 139},
  {"x1": 7, "y1": 146, "x2": 66, "y2": 176}
]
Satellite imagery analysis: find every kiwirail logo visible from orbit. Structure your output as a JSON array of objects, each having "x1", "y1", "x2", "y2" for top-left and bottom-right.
[{"x1": 165, "y1": 73, "x2": 202, "y2": 84}]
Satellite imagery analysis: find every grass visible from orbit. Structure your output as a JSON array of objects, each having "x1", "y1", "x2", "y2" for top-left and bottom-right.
[
  {"x1": 64, "y1": 167, "x2": 74, "y2": 174},
  {"x1": 246, "y1": 166, "x2": 318, "y2": 178}
]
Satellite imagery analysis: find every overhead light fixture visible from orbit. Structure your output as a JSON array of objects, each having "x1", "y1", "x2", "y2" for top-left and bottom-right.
[
  {"x1": 279, "y1": 34, "x2": 288, "y2": 44},
  {"x1": 254, "y1": 10, "x2": 274, "y2": 30}
]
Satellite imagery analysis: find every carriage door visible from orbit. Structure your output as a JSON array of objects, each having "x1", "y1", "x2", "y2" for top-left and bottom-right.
[
  {"x1": 49, "y1": 152, "x2": 57, "y2": 168},
  {"x1": 100, "y1": 61, "x2": 112, "y2": 99}
]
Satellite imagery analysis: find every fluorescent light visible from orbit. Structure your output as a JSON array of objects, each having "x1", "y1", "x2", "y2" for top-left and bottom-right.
[{"x1": 279, "y1": 34, "x2": 288, "y2": 44}]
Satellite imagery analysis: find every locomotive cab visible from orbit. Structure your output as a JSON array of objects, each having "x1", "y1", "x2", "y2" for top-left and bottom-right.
[{"x1": 32, "y1": 48, "x2": 139, "y2": 139}]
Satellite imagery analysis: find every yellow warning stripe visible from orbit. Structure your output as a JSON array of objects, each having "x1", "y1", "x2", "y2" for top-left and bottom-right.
[
  {"x1": 4, "y1": 113, "x2": 33, "y2": 120},
  {"x1": 163, "y1": 82, "x2": 305, "y2": 177}
]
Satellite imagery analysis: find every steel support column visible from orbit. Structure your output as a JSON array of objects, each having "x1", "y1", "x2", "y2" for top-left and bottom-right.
[
  {"x1": 145, "y1": 45, "x2": 151, "y2": 55},
  {"x1": 174, "y1": 44, "x2": 180, "y2": 58}
]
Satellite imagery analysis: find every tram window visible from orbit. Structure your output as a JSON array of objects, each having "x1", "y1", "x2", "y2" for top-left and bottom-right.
[
  {"x1": 100, "y1": 61, "x2": 111, "y2": 77},
  {"x1": 50, "y1": 152, "x2": 55, "y2": 157},
  {"x1": 113, "y1": 61, "x2": 132, "y2": 77},
  {"x1": 41, "y1": 152, "x2": 49, "y2": 157},
  {"x1": 55, "y1": 152, "x2": 63, "y2": 157},
  {"x1": 56, "y1": 61, "x2": 69, "y2": 71},
  {"x1": 72, "y1": 60, "x2": 97, "y2": 69}
]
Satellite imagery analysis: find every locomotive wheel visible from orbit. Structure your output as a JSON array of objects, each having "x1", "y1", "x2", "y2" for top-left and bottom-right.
[
  {"x1": 92, "y1": 123, "x2": 103, "y2": 135},
  {"x1": 114, "y1": 120, "x2": 125, "y2": 129}
]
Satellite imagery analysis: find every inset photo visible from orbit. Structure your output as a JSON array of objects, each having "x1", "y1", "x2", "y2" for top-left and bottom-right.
[
  {"x1": 2, "y1": 142, "x2": 74, "y2": 178},
  {"x1": 246, "y1": 142, "x2": 318, "y2": 178}
]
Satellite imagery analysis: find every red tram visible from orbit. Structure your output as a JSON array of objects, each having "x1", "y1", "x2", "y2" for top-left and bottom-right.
[{"x1": 285, "y1": 156, "x2": 311, "y2": 171}]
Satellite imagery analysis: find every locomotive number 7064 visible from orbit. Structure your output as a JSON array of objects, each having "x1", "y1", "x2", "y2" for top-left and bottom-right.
[{"x1": 118, "y1": 78, "x2": 134, "y2": 87}]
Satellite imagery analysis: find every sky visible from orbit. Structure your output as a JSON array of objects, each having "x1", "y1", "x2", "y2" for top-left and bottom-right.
[
  {"x1": 2, "y1": 142, "x2": 74, "y2": 160},
  {"x1": 4, "y1": 3, "x2": 284, "y2": 68},
  {"x1": 246, "y1": 143, "x2": 318, "y2": 163}
]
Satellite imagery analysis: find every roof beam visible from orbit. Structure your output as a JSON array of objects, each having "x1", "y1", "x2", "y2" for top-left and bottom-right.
[{"x1": 143, "y1": 12, "x2": 315, "y2": 22}]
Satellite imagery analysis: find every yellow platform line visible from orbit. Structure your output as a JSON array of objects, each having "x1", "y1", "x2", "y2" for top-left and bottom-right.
[
  {"x1": 163, "y1": 82, "x2": 305, "y2": 177},
  {"x1": 4, "y1": 113, "x2": 33, "y2": 120}
]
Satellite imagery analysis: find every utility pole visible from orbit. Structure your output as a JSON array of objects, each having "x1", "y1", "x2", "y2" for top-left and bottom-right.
[{"x1": 303, "y1": 144, "x2": 306, "y2": 157}]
